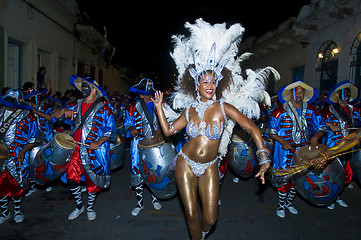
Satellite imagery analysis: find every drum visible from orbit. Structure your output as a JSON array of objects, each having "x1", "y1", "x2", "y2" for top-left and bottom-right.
[
  {"x1": 227, "y1": 129, "x2": 258, "y2": 178},
  {"x1": 34, "y1": 133, "x2": 76, "y2": 185},
  {"x1": 291, "y1": 144, "x2": 345, "y2": 206},
  {"x1": 116, "y1": 120, "x2": 125, "y2": 138},
  {"x1": 138, "y1": 137, "x2": 177, "y2": 199},
  {"x1": 110, "y1": 134, "x2": 125, "y2": 170},
  {"x1": 28, "y1": 144, "x2": 42, "y2": 175},
  {"x1": 349, "y1": 148, "x2": 361, "y2": 184}
]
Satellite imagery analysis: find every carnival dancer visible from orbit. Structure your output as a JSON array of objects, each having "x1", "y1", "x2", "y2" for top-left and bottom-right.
[
  {"x1": 0, "y1": 89, "x2": 38, "y2": 224},
  {"x1": 124, "y1": 78, "x2": 163, "y2": 216},
  {"x1": 153, "y1": 19, "x2": 274, "y2": 240},
  {"x1": 52, "y1": 75, "x2": 116, "y2": 221},
  {"x1": 265, "y1": 81, "x2": 326, "y2": 218},
  {"x1": 321, "y1": 80, "x2": 361, "y2": 209}
]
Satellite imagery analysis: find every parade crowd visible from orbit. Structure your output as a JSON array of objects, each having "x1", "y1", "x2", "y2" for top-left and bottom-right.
[{"x1": 1, "y1": 19, "x2": 361, "y2": 240}]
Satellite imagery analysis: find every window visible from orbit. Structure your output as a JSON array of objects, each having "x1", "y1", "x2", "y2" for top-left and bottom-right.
[
  {"x1": 350, "y1": 32, "x2": 361, "y2": 89},
  {"x1": 315, "y1": 40, "x2": 339, "y2": 95},
  {"x1": 293, "y1": 66, "x2": 305, "y2": 82},
  {"x1": 7, "y1": 41, "x2": 22, "y2": 89}
]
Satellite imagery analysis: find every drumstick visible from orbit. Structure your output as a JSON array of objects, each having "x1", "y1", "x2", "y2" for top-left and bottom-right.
[
  {"x1": 290, "y1": 143, "x2": 306, "y2": 148},
  {"x1": 66, "y1": 139, "x2": 90, "y2": 147},
  {"x1": 18, "y1": 161, "x2": 22, "y2": 182}
]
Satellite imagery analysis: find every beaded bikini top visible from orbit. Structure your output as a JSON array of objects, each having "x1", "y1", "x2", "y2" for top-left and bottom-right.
[{"x1": 185, "y1": 99, "x2": 226, "y2": 140}]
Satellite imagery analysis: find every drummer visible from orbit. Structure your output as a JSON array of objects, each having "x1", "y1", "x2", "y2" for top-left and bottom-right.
[
  {"x1": 321, "y1": 80, "x2": 361, "y2": 209},
  {"x1": 124, "y1": 78, "x2": 163, "y2": 216},
  {"x1": 23, "y1": 87, "x2": 55, "y2": 194},
  {"x1": 0, "y1": 89, "x2": 38, "y2": 224},
  {"x1": 52, "y1": 75, "x2": 116, "y2": 221},
  {"x1": 265, "y1": 81, "x2": 326, "y2": 218}
]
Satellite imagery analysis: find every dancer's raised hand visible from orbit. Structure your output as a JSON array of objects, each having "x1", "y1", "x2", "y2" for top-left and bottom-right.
[{"x1": 152, "y1": 90, "x2": 163, "y2": 108}]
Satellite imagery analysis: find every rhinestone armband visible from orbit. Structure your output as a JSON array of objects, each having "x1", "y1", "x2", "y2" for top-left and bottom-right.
[{"x1": 170, "y1": 123, "x2": 178, "y2": 134}]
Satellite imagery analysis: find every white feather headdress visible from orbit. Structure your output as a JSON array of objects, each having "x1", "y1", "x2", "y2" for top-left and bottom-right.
[{"x1": 166, "y1": 18, "x2": 280, "y2": 157}]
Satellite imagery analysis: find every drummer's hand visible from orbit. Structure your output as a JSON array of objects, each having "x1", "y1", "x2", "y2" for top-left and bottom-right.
[
  {"x1": 308, "y1": 156, "x2": 327, "y2": 170},
  {"x1": 328, "y1": 123, "x2": 341, "y2": 132},
  {"x1": 64, "y1": 109, "x2": 78, "y2": 121},
  {"x1": 280, "y1": 140, "x2": 292, "y2": 150},
  {"x1": 17, "y1": 150, "x2": 25, "y2": 165},
  {"x1": 309, "y1": 137, "x2": 319, "y2": 150},
  {"x1": 255, "y1": 162, "x2": 270, "y2": 184},
  {"x1": 89, "y1": 140, "x2": 102, "y2": 150},
  {"x1": 152, "y1": 129, "x2": 163, "y2": 141},
  {"x1": 151, "y1": 91, "x2": 163, "y2": 109},
  {"x1": 129, "y1": 126, "x2": 140, "y2": 137}
]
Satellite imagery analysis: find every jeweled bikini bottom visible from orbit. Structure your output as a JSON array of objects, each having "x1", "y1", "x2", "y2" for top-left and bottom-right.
[{"x1": 170, "y1": 149, "x2": 218, "y2": 177}]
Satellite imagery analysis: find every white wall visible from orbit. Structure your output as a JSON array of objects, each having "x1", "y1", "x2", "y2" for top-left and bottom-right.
[{"x1": 0, "y1": 0, "x2": 77, "y2": 92}]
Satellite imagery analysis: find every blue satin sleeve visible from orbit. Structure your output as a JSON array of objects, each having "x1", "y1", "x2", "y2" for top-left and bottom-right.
[
  {"x1": 100, "y1": 103, "x2": 117, "y2": 141},
  {"x1": 27, "y1": 116, "x2": 39, "y2": 143},
  {"x1": 310, "y1": 109, "x2": 326, "y2": 135},
  {"x1": 124, "y1": 109, "x2": 135, "y2": 139},
  {"x1": 265, "y1": 115, "x2": 280, "y2": 135}
]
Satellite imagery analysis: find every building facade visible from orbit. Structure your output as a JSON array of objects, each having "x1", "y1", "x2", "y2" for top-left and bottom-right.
[
  {"x1": 242, "y1": 0, "x2": 361, "y2": 98},
  {"x1": 0, "y1": 0, "x2": 127, "y2": 94}
]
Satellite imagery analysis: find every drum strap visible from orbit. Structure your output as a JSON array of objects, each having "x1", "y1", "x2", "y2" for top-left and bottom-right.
[
  {"x1": 332, "y1": 103, "x2": 353, "y2": 128},
  {"x1": 287, "y1": 101, "x2": 309, "y2": 142},
  {"x1": 0, "y1": 108, "x2": 23, "y2": 139},
  {"x1": 74, "y1": 98, "x2": 103, "y2": 132},
  {"x1": 140, "y1": 99, "x2": 155, "y2": 134}
]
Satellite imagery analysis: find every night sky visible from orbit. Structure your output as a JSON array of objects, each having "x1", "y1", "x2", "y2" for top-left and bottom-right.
[{"x1": 76, "y1": 0, "x2": 310, "y2": 89}]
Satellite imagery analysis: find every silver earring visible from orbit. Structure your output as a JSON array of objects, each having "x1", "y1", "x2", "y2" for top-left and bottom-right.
[{"x1": 212, "y1": 92, "x2": 216, "y2": 100}]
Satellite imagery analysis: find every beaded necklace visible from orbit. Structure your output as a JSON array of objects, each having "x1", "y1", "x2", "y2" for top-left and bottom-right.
[{"x1": 192, "y1": 99, "x2": 214, "y2": 135}]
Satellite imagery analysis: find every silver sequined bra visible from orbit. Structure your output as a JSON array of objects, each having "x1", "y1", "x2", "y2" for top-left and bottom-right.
[
  {"x1": 185, "y1": 99, "x2": 226, "y2": 140},
  {"x1": 186, "y1": 120, "x2": 223, "y2": 140}
]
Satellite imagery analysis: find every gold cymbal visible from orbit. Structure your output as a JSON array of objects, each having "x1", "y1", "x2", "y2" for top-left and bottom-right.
[{"x1": 0, "y1": 143, "x2": 10, "y2": 160}]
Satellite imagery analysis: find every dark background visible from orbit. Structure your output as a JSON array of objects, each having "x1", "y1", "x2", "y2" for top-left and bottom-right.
[{"x1": 76, "y1": 1, "x2": 311, "y2": 89}]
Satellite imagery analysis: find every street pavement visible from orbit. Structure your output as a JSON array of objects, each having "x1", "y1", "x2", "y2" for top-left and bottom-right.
[{"x1": 1, "y1": 149, "x2": 361, "y2": 240}]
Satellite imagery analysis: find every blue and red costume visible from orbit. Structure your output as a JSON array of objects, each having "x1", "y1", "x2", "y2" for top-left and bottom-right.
[
  {"x1": 321, "y1": 104, "x2": 361, "y2": 184},
  {"x1": 266, "y1": 100, "x2": 326, "y2": 217},
  {"x1": 0, "y1": 89, "x2": 38, "y2": 223},
  {"x1": 65, "y1": 98, "x2": 117, "y2": 192},
  {"x1": 0, "y1": 109, "x2": 38, "y2": 198},
  {"x1": 267, "y1": 103, "x2": 325, "y2": 175}
]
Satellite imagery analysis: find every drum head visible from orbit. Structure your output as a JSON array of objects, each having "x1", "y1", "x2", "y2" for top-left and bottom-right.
[
  {"x1": 231, "y1": 128, "x2": 250, "y2": 143},
  {"x1": 55, "y1": 133, "x2": 76, "y2": 149},
  {"x1": 0, "y1": 142, "x2": 10, "y2": 160},
  {"x1": 293, "y1": 144, "x2": 329, "y2": 165},
  {"x1": 138, "y1": 137, "x2": 165, "y2": 149},
  {"x1": 292, "y1": 144, "x2": 345, "y2": 206}
]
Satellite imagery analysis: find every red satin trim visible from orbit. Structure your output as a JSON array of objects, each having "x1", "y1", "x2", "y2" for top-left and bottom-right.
[
  {"x1": 0, "y1": 170, "x2": 24, "y2": 198},
  {"x1": 344, "y1": 161, "x2": 353, "y2": 184},
  {"x1": 66, "y1": 145, "x2": 101, "y2": 193},
  {"x1": 277, "y1": 182, "x2": 294, "y2": 193}
]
